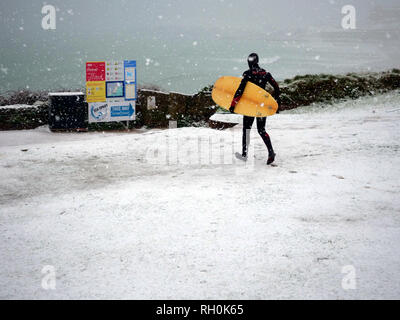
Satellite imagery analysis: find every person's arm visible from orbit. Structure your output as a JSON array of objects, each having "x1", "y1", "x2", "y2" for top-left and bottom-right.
[
  {"x1": 266, "y1": 72, "x2": 281, "y2": 112},
  {"x1": 230, "y1": 72, "x2": 249, "y2": 113}
]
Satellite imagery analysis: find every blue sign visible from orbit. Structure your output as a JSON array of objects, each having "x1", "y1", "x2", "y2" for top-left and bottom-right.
[
  {"x1": 124, "y1": 60, "x2": 137, "y2": 101},
  {"x1": 124, "y1": 60, "x2": 136, "y2": 68},
  {"x1": 110, "y1": 104, "x2": 135, "y2": 118}
]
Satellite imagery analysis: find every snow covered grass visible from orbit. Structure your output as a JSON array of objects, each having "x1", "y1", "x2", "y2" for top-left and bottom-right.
[{"x1": 0, "y1": 92, "x2": 399, "y2": 299}]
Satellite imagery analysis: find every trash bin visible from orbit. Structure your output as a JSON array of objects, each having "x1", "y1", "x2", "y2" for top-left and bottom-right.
[{"x1": 48, "y1": 92, "x2": 87, "y2": 131}]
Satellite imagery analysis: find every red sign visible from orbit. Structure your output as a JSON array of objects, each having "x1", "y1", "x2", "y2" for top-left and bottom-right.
[{"x1": 86, "y1": 62, "x2": 106, "y2": 82}]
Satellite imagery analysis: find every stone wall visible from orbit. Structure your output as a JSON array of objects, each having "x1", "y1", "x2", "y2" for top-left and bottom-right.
[
  {"x1": 0, "y1": 89, "x2": 216, "y2": 131},
  {"x1": 0, "y1": 103, "x2": 48, "y2": 130},
  {"x1": 1, "y1": 69, "x2": 399, "y2": 130},
  {"x1": 136, "y1": 89, "x2": 215, "y2": 128}
]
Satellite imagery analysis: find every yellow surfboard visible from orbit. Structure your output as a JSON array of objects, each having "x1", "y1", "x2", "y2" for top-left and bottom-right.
[{"x1": 212, "y1": 76, "x2": 278, "y2": 117}]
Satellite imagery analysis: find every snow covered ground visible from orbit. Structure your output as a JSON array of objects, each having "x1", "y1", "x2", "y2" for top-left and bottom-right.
[{"x1": 0, "y1": 92, "x2": 399, "y2": 299}]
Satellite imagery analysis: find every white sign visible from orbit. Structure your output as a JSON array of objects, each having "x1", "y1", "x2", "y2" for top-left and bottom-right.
[
  {"x1": 147, "y1": 96, "x2": 157, "y2": 110},
  {"x1": 89, "y1": 102, "x2": 109, "y2": 123},
  {"x1": 106, "y1": 61, "x2": 124, "y2": 81}
]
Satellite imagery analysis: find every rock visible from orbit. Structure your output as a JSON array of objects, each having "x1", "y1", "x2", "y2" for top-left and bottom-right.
[
  {"x1": 33, "y1": 100, "x2": 46, "y2": 106},
  {"x1": 208, "y1": 120, "x2": 238, "y2": 130}
]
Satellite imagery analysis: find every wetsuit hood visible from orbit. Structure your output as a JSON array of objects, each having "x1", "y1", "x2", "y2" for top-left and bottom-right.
[{"x1": 248, "y1": 53, "x2": 259, "y2": 69}]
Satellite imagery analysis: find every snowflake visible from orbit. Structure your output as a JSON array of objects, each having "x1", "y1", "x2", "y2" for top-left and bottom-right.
[{"x1": 0, "y1": 65, "x2": 8, "y2": 75}]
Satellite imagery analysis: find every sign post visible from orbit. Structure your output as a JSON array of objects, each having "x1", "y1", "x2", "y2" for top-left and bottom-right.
[{"x1": 86, "y1": 60, "x2": 137, "y2": 124}]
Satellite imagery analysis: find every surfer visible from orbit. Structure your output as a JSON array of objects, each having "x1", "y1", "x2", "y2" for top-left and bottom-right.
[{"x1": 230, "y1": 53, "x2": 281, "y2": 165}]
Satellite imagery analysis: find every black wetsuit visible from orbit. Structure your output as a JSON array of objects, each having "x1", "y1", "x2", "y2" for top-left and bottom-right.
[{"x1": 231, "y1": 65, "x2": 281, "y2": 157}]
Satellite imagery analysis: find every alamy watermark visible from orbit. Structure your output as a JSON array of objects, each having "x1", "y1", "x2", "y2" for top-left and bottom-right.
[
  {"x1": 341, "y1": 265, "x2": 357, "y2": 290},
  {"x1": 41, "y1": 5, "x2": 56, "y2": 30},
  {"x1": 143, "y1": 126, "x2": 256, "y2": 170},
  {"x1": 41, "y1": 265, "x2": 56, "y2": 290},
  {"x1": 341, "y1": 5, "x2": 356, "y2": 30}
]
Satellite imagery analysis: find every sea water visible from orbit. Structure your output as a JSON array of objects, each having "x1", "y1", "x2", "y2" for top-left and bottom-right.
[{"x1": 0, "y1": 26, "x2": 399, "y2": 95}]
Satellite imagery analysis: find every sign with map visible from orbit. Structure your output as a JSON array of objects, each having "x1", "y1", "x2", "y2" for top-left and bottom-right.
[{"x1": 86, "y1": 60, "x2": 137, "y2": 123}]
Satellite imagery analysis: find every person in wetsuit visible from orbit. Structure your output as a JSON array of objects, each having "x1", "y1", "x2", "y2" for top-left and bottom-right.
[{"x1": 230, "y1": 53, "x2": 281, "y2": 165}]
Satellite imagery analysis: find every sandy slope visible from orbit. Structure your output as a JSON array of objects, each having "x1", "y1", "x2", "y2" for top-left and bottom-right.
[{"x1": 0, "y1": 92, "x2": 399, "y2": 299}]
